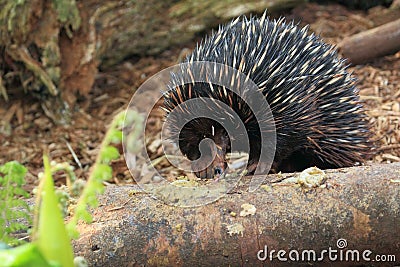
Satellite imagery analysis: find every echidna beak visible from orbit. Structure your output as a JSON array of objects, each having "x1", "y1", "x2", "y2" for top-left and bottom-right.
[
  {"x1": 193, "y1": 141, "x2": 228, "y2": 179},
  {"x1": 212, "y1": 148, "x2": 227, "y2": 180}
]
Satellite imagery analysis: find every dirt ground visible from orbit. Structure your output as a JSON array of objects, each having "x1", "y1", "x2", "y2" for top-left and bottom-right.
[{"x1": 0, "y1": 3, "x2": 399, "y2": 193}]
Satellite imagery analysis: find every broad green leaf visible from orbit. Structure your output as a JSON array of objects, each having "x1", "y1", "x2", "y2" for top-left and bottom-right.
[
  {"x1": 35, "y1": 155, "x2": 74, "y2": 267},
  {"x1": 0, "y1": 243, "x2": 55, "y2": 267}
]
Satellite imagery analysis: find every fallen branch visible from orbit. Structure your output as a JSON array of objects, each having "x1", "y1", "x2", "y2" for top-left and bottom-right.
[
  {"x1": 73, "y1": 163, "x2": 400, "y2": 266},
  {"x1": 338, "y1": 18, "x2": 400, "y2": 64}
]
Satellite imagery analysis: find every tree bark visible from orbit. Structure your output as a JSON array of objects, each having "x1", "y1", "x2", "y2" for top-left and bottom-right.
[{"x1": 72, "y1": 163, "x2": 400, "y2": 266}]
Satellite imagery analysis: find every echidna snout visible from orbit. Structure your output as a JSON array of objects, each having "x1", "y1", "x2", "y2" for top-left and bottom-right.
[
  {"x1": 179, "y1": 119, "x2": 231, "y2": 179},
  {"x1": 192, "y1": 139, "x2": 228, "y2": 179}
]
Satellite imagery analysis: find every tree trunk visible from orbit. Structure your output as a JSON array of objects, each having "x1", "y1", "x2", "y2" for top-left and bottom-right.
[
  {"x1": 72, "y1": 163, "x2": 400, "y2": 266},
  {"x1": 0, "y1": 0, "x2": 305, "y2": 123}
]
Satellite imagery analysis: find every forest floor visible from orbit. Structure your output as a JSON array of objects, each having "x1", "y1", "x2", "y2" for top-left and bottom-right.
[{"x1": 0, "y1": 3, "x2": 399, "y2": 193}]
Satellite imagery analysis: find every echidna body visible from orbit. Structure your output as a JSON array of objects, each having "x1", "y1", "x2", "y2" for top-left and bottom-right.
[{"x1": 163, "y1": 13, "x2": 372, "y2": 178}]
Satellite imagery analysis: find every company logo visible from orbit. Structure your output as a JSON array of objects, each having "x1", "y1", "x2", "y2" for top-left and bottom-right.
[{"x1": 257, "y1": 238, "x2": 397, "y2": 263}]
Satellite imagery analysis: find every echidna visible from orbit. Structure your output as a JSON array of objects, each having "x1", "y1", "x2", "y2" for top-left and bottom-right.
[{"x1": 163, "y1": 12, "x2": 373, "y2": 179}]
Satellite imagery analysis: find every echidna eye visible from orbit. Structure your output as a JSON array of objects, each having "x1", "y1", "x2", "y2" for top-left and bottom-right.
[{"x1": 214, "y1": 167, "x2": 222, "y2": 175}]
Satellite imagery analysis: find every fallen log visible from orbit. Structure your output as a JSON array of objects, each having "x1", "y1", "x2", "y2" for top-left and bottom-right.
[
  {"x1": 73, "y1": 163, "x2": 400, "y2": 266},
  {"x1": 338, "y1": 18, "x2": 400, "y2": 64}
]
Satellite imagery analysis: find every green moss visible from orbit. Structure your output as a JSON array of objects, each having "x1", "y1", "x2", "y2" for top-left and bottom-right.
[
  {"x1": 42, "y1": 41, "x2": 61, "y2": 67},
  {"x1": 52, "y1": 0, "x2": 81, "y2": 37}
]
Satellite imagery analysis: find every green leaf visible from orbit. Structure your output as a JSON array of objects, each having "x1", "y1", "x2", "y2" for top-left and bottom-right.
[
  {"x1": 100, "y1": 146, "x2": 120, "y2": 164},
  {"x1": 0, "y1": 161, "x2": 27, "y2": 183},
  {"x1": 35, "y1": 155, "x2": 74, "y2": 267},
  {"x1": 108, "y1": 130, "x2": 123, "y2": 144},
  {"x1": 92, "y1": 164, "x2": 113, "y2": 182},
  {"x1": 67, "y1": 110, "x2": 130, "y2": 238},
  {"x1": 0, "y1": 243, "x2": 54, "y2": 267},
  {"x1": 65, "y1": 224, "x2": 80, "y2": 239},
  {"x1": 113, "y1": 110, "x2": 126, "y2": 129}
]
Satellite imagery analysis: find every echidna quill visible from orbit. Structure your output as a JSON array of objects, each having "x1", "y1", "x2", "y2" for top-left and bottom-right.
[{"x1": 163, "y1": 12, "x2": 373, "y2": 179}]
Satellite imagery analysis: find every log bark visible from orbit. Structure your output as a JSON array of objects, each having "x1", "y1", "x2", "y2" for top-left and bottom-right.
[
  {"x1": 0, "y1": 0, "x2": 306, "y2": 120},
  {"x1": 338, "y1": 18, "x2": 400, "y2": 64},
  {"x1": 73, "y1": 163, "x2": 400, "y2": 266}
]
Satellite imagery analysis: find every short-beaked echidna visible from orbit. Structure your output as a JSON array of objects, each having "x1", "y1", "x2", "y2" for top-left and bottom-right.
[{"x1": 163, "y1": 13, "x2": 373, "y2": 179}]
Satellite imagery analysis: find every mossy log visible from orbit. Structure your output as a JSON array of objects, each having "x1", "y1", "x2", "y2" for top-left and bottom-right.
[
  {"x1": 0, "y1": 0, "x2": 305, "y2": 122},
  {"x1": 73, "y1": 163, "x2": 400, "y2": 266}
]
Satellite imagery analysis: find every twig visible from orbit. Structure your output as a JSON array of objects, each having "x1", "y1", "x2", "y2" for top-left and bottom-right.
[
  {"x1": 65, "y1": 140, "x2": 83, "y2": 170},
  {"x1": 106, "y1": 197, "x2": 133, "y2": 212},
  {"x1": 377, "y1": 144, "x2": 400, "y2": 151},
  {"x1": 0, "y1": 73, "x2": 9, "y2": 101}
]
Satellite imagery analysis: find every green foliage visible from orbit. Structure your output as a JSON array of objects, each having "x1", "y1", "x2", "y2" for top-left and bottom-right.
[
  {"x1": 0, "y1": 161, "x2": 31, "y2": 246},
  {"x1": 0, "y1": 242, "x2": 54, "y2": 267},
  {"x1": 100, "y1": 146, "x2": 120, "y2": 164},
  {"x1": 67, "y1": 110, "x2": 127, "y2": 238},
  {"x1": 34, "y1": 155, "x2": 74, "y2": 267},
  {"x1": 0, "y1": 109, "x2": 138, "y2": 265},
  {"x1": 48, "y1": 161, "x2": 83, "y2": 217},
  {"x1": 0, "y1": 156, "x2": 75, "y2": 267},
  {"x1": 52, "y1": 0, "x2": 81, "y2": 37},
  {"x1": 48, "y1": 161, "x2": 77, "y2": 190}
]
